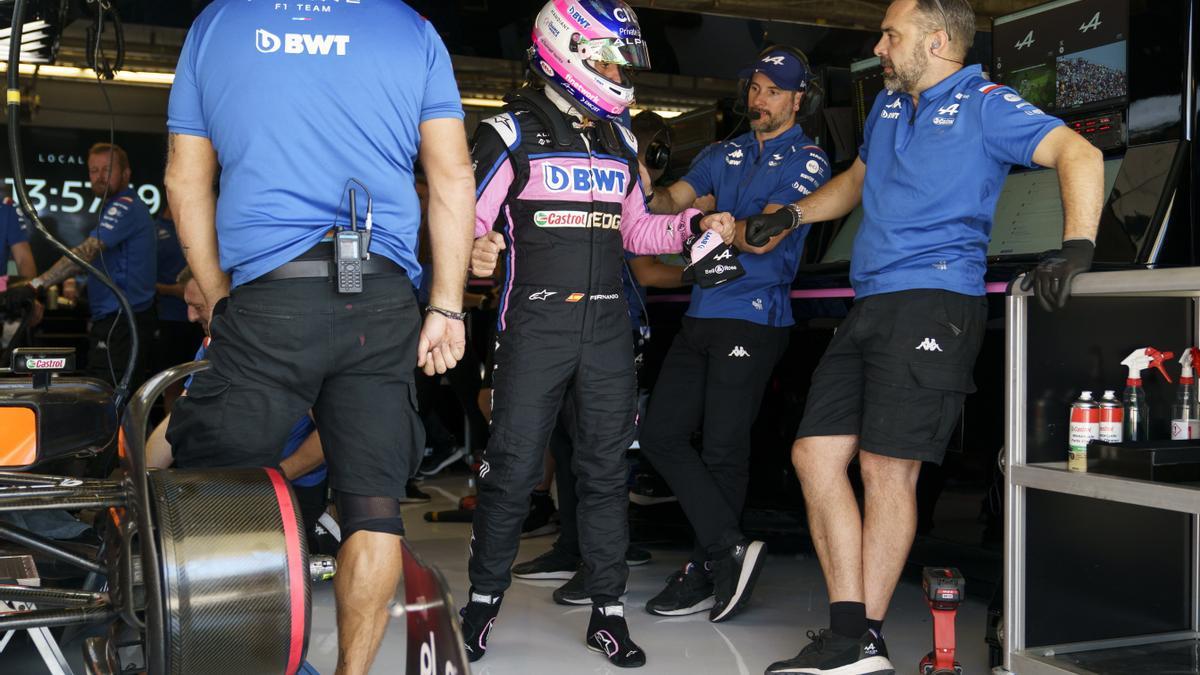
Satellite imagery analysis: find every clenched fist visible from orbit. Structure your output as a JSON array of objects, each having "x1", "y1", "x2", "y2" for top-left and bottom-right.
[
  {"x1": 699, "y1": 212, "x2": 736, "y2": 245},
  {"x1": 470, "y1": 231, "x2": 506, "y2": 277}
]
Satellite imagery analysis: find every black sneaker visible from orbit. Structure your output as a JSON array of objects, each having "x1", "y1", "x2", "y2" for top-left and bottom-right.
[
  {"x1": 645, "y1": 562, "x2": 714, "y2": 616},
  {"x1": 554, "y1": 568, "x2": 628, "y2": 606},
  {"x1": 625, "y1": 545, "x2": 652, "y2": 566},
  {"x1": 629, "y1": 471, "x2": 677, "y2": 506},
  {"x1": 399, "y1": 480, "x2": 431, "y2": 504},
  {"x1": 764, "y1": 629, "x2": 893, "y2": 674},
  {"x1": 512, "y1": 547, "x2": 580, "y2": 580},
  {"x1": 417, "y1": 446, "x2": 467, "y2": 478},
  {"x1": 709, "y1": 540, "x2": 766, "y2": 622},
  {"x1": 586, "y1": 603, "x2": 646, "y2": 668},
  {"x1": 520, "y1": 493, "x2": 559, "y2": 538},
  {"x1": 459, "y1": 590, "x2": 502, "y2": 663}
]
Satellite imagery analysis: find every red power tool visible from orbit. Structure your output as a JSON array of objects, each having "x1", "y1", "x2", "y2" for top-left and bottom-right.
[{"x1": 919, "y1": 567, "x2": 965, "y2": 675}]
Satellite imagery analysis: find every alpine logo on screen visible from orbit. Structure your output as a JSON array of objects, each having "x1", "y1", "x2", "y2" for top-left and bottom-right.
[{"x1": 992, "y1": 0, "x2": 1128, "y2": 113}]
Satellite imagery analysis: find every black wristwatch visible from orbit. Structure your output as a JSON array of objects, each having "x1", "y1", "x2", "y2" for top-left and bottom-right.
[{"x1": 426, "y1": 305, "x2": 467, "y2": 321}]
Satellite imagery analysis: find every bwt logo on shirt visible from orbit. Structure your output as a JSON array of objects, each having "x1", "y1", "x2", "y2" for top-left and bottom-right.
[
  {"x1": 256, "y1": 28, "x2": 350, "y2": 56},
  {"x1": 543, "y1": 164, "x2": 626, "y2": 195}
]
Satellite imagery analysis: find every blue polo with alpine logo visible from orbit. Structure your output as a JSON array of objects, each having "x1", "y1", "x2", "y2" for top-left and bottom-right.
[
  {"x1": 853, "y1": 64, "x2": 1065, "y2": 298},
  {"x1": 89, "y1": 189, "x2": 157, "y2": 320},
  {"x1": 681, "y1": 125, "x2": 828, "y2": 326},
  {"x1": 167, "y1": 0, "x2": 463, "y2": 288}
]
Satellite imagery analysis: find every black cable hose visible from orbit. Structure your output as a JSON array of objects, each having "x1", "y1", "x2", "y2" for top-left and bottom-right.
[{"x1": 6, "y1": 0, "x2": 138, "y2": 409}]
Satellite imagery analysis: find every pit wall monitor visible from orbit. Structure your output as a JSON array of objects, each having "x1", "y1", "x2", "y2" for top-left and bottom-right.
[
  {"x1": 850, "y1": 57, "x2": 885, "y2": 146},
  {"x1": 820, "y1": 156, "x2": 1128, "y2": 264},
  {"x1": 992, "y1": 0, "x2": 1129, "y2": 116}
]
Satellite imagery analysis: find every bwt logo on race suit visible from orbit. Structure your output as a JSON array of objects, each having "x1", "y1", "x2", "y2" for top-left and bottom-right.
[
  {"x1": 534, "y1": 210, "x2": 622, "y2": 230},
  {"x1": 256, "y1": 28, "x2": 350, "y2": 55},
  {"x1": 543, "y1": 164, "x2": 627, "y2": 195}
]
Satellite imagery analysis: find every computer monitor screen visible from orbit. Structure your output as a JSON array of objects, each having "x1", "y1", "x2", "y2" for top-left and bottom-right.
[
  {"x1": 819, "y1": 159, "x2": 1122, "y2": 264},
  {"x1": 993, "y1": 0, "x2": 1129, "y2": 114}
]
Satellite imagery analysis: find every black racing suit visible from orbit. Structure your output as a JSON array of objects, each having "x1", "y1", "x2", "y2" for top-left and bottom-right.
[{"x1": 469, "y1": 90, "x2": 701, "y2": 600}]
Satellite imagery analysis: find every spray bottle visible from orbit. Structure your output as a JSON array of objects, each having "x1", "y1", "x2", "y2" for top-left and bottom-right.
[
  {"x1": 1171, "y1": 348, "x2": 1199, "y2": 440},
  {"x1": 1120, "y1": 347, "x2": 1174, "y2": 442}
]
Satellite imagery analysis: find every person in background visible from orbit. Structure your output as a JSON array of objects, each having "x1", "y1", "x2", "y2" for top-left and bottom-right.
[
  {"x1": 0, "y1": 143, "x2": 157, "y2": 389},
  {"x1": 0, "y1": 196, "x2": 35, "y2": 279}
]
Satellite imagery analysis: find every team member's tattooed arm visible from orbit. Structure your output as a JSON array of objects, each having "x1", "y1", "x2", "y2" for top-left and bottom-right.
[{"x1": 32, "y1": 236, "x2": 105, "y2": 288}]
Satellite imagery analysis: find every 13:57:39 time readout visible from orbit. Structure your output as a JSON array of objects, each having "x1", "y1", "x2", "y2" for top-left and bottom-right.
[{"x1": 4, "y1": 178, "x2": 162, "y2": 215}]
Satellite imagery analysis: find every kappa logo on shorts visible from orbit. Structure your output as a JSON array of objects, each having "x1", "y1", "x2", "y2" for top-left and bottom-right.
[
  {"x1": 728, "y1": 346, "x2": 750, "y2": 358},
  {"x1": 916, "y1": 338, "x2": 944, "y2": 352}
]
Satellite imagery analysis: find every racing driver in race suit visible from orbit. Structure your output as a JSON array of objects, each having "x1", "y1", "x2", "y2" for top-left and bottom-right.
[{"x1": 458, "y1": 0, "x2": 735, "y2": 668}]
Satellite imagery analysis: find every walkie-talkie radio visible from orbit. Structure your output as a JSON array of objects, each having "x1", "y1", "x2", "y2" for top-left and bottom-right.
[{"x1": 336, "y1": 188, "x2": 365, "y2": 294}]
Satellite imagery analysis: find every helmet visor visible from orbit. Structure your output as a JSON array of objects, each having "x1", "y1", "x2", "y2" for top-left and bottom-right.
[{"x1": 574, "y1": 36, "x2": 651, "y2": 70}]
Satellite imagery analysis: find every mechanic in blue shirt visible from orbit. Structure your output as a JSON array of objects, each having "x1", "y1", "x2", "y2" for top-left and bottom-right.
[
  {"x1": 163, "y1": 2, "x2": 474, "y2": 672},
  {"x1": 16, "y1": 144, "x2": 157, "y2": 389},
  {"x1": 752, "y1": 2, "x2": 1104, "y2": 673},
  {"x1": 0, "y1": 199, "x2": 35, "y2": 279},
  {"x1": 146, "y1": 267, "x2": 329, "y2": 551},
  {"x1": 638, "y1": 46, "x2": 830, "y2": 621},
  {"x1": 151, "y1": 204, "x2": 203, "y2": 411}
]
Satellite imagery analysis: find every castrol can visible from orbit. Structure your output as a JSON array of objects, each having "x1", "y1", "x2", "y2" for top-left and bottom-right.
[
  {"x1": 1098, "y1": 390, "x2": 1123, "y2": 443},
  {"x1": 1068, "y1": 391, "x2": 1098, "y2": 472}
]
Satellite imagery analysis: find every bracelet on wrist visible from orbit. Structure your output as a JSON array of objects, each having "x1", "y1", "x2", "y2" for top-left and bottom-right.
[
  {"x1": 426, "y1": 305, "x2": 467, "y2": 321},
  {"x1": 786, "y1": 204, "x2": 804, "y2": 230}
]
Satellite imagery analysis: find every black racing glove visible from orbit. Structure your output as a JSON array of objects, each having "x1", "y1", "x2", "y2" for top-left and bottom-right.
[
  {"x1": 1020, "y1": 239, "x2": 1094, "y2": 312},
  {"x1": 745, "y1": 204, "x2": 802, "y2": 248},
  {"x1": 0, "y1": 284, "x2": 38, "y2": 317}
]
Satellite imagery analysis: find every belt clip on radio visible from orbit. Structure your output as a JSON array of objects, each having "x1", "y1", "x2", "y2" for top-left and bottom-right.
[{"x1": 336, "y1": 187, "x2": 371, "y2": 294}]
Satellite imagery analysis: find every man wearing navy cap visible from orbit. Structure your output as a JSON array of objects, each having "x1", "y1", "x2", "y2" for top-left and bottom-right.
[
  {"x1": 640, "y1": 46, "x2": 829, "y2": 622},
  {"x1": 752, "y1": 1, "x2": 1103, "y2": 672}
]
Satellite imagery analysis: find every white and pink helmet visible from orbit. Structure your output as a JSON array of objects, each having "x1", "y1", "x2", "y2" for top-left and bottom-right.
[{"x1": 529, "y1": 0, "x2": 651, "y2": 121}]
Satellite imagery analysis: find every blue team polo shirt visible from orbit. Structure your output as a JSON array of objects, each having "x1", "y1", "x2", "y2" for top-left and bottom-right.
[
  {"x1": 853, "y1": 65, "x2": 1065, "y2": 298},
  {"x1": 680, "y1": 126, "x2": 829, "y2": 327},
  {"x1": 167, "y1": 0, "x2": 464, "y2": 288},
  {"x1": 89, "y1": 189, "x2": 157, "y2": 319},
  {"x1": 155, "y1": 217, "x2": 188, "y2": 322},
  {"x1": 1, "y1": 201, "x2": 30, "y2": 271}
]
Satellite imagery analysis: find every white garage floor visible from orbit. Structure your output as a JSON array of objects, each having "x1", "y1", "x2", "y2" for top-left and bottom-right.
[
  {"x1": 1, "y1": 474, "x2": 992, "y2": 674},
  {"x1": 304, "y1": 476, "x2": 993, "y2": 675}
]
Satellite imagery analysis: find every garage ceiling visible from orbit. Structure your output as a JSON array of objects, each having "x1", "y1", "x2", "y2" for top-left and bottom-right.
[{"x1": 628, "y1": 0, "x2": 1048, "y2": 32}]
